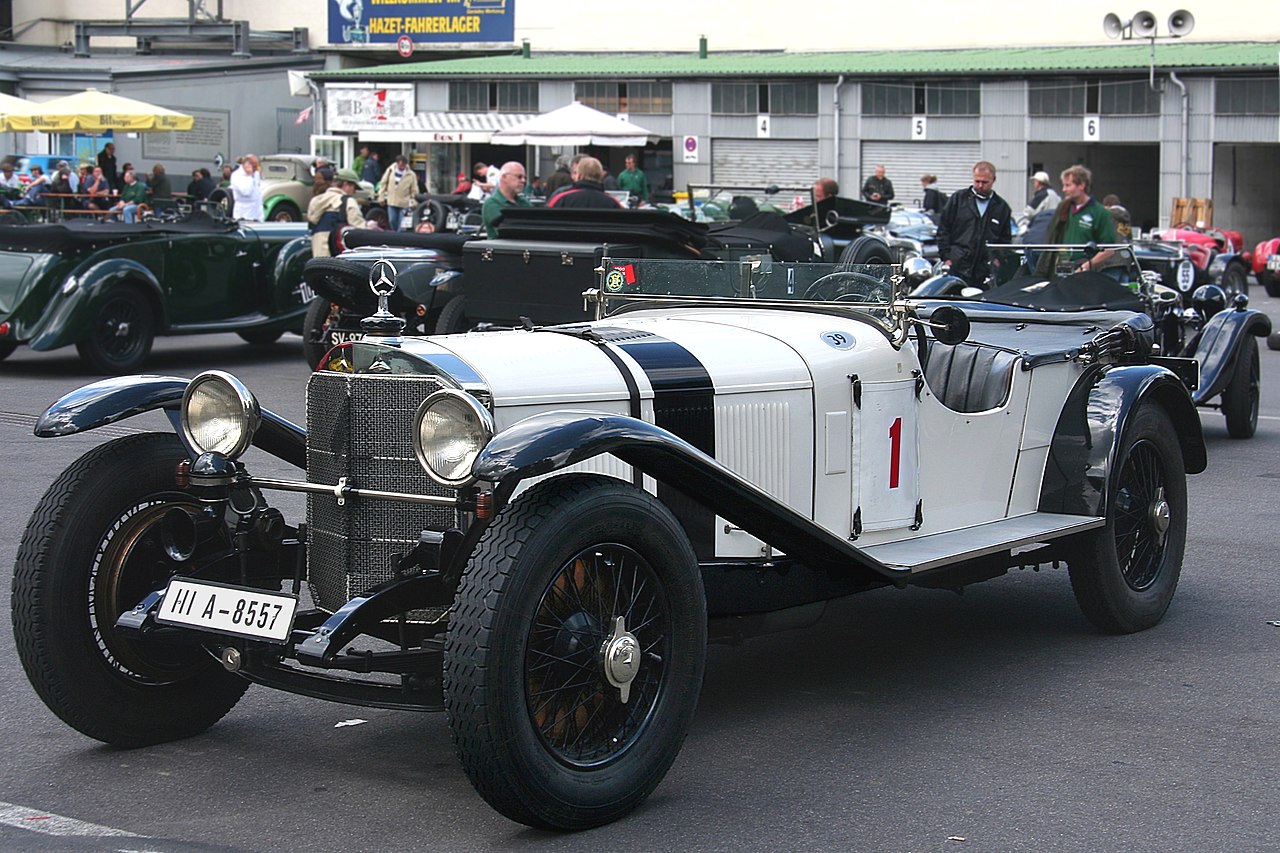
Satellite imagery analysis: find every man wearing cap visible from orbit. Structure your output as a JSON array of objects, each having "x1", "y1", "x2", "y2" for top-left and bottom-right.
[
  {"x1": 1017, "y1": 170, "x2": 1061, "y2": 244},
  {"x1": 307, "y1": 167, "x2": 366, "y2": 257}
]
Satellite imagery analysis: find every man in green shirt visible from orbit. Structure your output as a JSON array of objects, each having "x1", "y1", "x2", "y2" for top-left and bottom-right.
[
  {"x1": 481, "y1": 161, "x2": 532, "y2": 238},
  {"x1": 1049, "y1": 164, "x2": 1117, "y2": 273},
  {"x1": 616, "y1": 154, "x2": 648, "y2": 203}
]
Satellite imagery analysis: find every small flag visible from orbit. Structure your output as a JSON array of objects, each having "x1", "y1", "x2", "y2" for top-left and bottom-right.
[{"x1": 294, "y1": 105, "x2": 313, "y2": 126}]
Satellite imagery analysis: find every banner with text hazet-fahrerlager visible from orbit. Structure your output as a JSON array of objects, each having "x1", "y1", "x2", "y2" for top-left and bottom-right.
[{"x1": 329, "y1": 0, "x2": 514, "y2": 45}]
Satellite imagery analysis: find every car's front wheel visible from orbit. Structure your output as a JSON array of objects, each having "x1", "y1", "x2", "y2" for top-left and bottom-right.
[
  {"x1": 1222, "y1": 335, "x2": 1259, "y2": 439},
  {"x1": 12, "y1": 433, "x2": 250, "y2": 747},
  {"x1": 302, "y1": 297, "x2": 338, "y2": 367},
  {"x1": 434, "y1": 295, "x2": 468, "y2": 335},
  {"x1": 445, "y1": 475, "x2": 707, "y2": 830},
  {"x1": 269, "y1": 201, "x2": 301, "y2": 222},
  {"x1": 1261, "y1": 270, "x2": 1280, "y2": 299},
  {"x1": 1068, "y1": 404, "x2": 1187, "y2": 633},
  {"x1": 75, "y1": 287, "x2": 155, "y2": 373}
]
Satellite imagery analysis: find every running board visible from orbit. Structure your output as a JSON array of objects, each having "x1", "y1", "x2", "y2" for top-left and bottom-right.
[{"x1": 861, "y1": 512, "x2": 1105, "y2": 572}]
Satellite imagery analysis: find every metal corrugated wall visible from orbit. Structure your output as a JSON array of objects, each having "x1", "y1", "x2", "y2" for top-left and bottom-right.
[
  {"x1": 858, "y1": 141, "x2": 980, "y2": 207},
  {"x1": 711, "y1": 138, "x2": 820, "y2": 186}
]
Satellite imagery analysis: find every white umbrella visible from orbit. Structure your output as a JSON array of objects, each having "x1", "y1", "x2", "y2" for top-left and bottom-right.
[{"x1": 489, "y1": 101, "x2": 659, "y2": 147}]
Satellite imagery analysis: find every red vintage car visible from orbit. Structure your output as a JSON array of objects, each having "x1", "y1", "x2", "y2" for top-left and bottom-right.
[
  {"x1": 1152, "y1": 225, "x2": 1251, "y2": 298},
  {"x1": 1251, "y1": 235, "x2": 1280, "y2": 297}
]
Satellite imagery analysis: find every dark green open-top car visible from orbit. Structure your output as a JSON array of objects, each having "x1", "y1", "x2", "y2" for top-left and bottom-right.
[{"x1": 0, "y1": 212, "x2": 312, "y2": 372}]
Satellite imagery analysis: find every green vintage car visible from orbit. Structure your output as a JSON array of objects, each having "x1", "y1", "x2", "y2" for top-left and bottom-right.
[{"x1": 0, "y1": 213, "x2": 312, "y2": 372}]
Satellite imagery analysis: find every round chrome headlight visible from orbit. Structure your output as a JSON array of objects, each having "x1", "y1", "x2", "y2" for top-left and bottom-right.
[
  {"x1": 413, "y1": 389, "x2": 494, "y2": 487},
  {"x1": 181, "y1": 370, "x2": 261, "y2": 459}
]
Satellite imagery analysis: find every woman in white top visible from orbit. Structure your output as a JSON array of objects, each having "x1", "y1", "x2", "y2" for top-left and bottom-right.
[{"x1": 229, "y1": 154, "x2": 263, "y2": 221}]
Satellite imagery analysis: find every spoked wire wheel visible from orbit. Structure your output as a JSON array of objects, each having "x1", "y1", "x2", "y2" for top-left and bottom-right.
[
  {"x1": 525, "y1": 543, "x2": 669, "y2": 767},
  {"x1": 1109, "y1": 438, "x2": 1169, "y2": 592}
]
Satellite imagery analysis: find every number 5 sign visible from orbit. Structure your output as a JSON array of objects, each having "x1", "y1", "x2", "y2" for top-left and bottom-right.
[
  {"x1": 912, "y1": 115, "x2": 927, "y2": 140},
  {"x1": 1083, "y1": 115, "x2": 1101, "y2": 141}
]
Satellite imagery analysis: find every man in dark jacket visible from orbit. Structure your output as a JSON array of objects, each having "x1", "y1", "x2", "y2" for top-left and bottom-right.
[
  {"x1": 861, "y1": 164, "x2": 894, "y2": 204},
  {"x1": 937, "y1": 160, "x2": 1012, "y2": 289},
  {"x1": 547, "y1": 156, "x2": 623, "y2": 210}
]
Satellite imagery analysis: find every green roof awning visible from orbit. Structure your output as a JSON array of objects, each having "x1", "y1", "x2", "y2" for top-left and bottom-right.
[{"x1": 312, "y1": 41, "x2": 1280, "y2": 80}]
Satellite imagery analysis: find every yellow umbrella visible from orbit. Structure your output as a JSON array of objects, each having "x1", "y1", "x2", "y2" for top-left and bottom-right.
[
  {"x1": 3, "y1": 88, "x2": 193, "y2": 133},
  {"x1": 0, "y1": 92, "x2": 40, "y2": 131}
]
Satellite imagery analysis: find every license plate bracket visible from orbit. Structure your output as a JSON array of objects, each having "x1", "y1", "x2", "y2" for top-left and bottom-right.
[{"x1": 155, "y1": 578, "x2": 297, "y2": 644}]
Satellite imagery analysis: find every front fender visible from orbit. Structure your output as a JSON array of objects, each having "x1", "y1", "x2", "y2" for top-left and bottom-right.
[
  {"x1": 474, "y1": 410, "x2": 905, "y2": 585},
  {"x1": 1040, "y1": 364, "x2": 1206, "y2": 518},
  {"x1": 28, "y1": 258, "x2": 165, "y2": 351},
  {"x1": 34, "y1": 374, "x2": 306, "y2": 469},
  {"x1": 1188, "y1": 306, "x2": 1271, "y2": 403}
]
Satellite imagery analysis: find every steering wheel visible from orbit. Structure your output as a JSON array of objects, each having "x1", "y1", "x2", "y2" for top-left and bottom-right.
[{"x1": 803, "y1": 270, "x2": 891, "y2": 303}]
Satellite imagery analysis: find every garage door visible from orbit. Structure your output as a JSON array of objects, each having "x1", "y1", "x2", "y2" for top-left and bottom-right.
[
  {"x1": 712, "y1": 139, "x2": 819, "y2": 188},
  {"x1": 860, "y1": 142, "x2": 981, "y2": 207}
]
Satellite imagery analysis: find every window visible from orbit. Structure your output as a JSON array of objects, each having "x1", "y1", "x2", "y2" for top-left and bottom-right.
[
  {"x1": 1029, "y1": 78, "x2": 1088, "y2": 116},
  {"x1": 767, "y1": 82, "x2": 817, "y2": 115},
  {"x1": 447, "y1": 81, "x2": 539, "y2": 112},
  {"x1": 1215, "y1": 78, "x2": 1279, "y2": 115},
  {"x1": 862, "y1": 81, "x2": 978, "y2": 116},
  {"x1": 711, "y1": 82, "x2": 758, "y2": 114},
  {"x1": 861, "y1": 82, "x2": 914, "y2": 116},
  {"x1": 575, "y1": 81, "x2": 672, "y2": 114},
  {"x1": 925, "y1": 82, "x2": 979, "y2": 116},
  {"x1": 1099, "y1": 79, "x2": 1159, "y2": 115}
]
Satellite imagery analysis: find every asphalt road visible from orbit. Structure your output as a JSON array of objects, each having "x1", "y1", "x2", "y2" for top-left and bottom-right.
[{"x1": 1, "y1": 310, "x2": 1279, "y2": 853}]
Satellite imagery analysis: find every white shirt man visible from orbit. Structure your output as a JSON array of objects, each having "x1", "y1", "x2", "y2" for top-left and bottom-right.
[{"x1": 229, "y1": 155, "x2": 264, "y2": 221}]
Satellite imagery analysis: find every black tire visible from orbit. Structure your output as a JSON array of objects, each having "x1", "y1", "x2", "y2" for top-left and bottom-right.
[
  {"x1": 0, "y1": 339, "x2": 16, "y2": 361},
  {"x1": 268, "y1": 201, "x2": 301, "y2": 223},
  {"x1": 1222, "y1": 335, "x2": 1259, "y2": 439},
  {"x1": 445, "y1": 475, "x2": 707, "y2": 830},
  {"x1": 303, "y1": 296, "x2": 338, "y2": 367},
  {"x1": 237, "y1": 329, "x2": 283, "y2": 345},
  {"x1": 1068, "y1": 404, "x2": 1187, "y2": 634},
  {"x1": 1268, "y1": 330, "x2": 1280, "y2": 352},
  {"x1": 413, "y1": 198, "x2": 446, "y2": 231},
  {"x1": 1220, "y1": 262, "x2": 1248, "y2": 300},
  {"x1": 12, "y1": 433, "x2": 250, "y2": 747},
  {"x1": 434, "y1": 295, "x2": 468, "y2": 335},
  {"x1": 837, "y1": 234, "x2": 894, "y2": 268},
  {"x1": 1262, "y1": 271, "x2": 1280, "y2": 299},
  {"x1": 74, "y1": 287, "x2": 155, "y2": 374},
  {"x1": 208, "y1": 188, "x2": 233, "y2": 218}
]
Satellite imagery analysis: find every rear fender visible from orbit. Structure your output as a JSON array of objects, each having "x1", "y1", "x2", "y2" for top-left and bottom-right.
[
  {"x1": 1040, "y1": 365, "x2": 1206, "y2": 518},
  {"x1": 473, "y1": 410, "x2": 905, "y2": 586},
  {"x1": 1188, "y1": 307, "x2": 1270, "y2": 403},
  {"x1": 34, "y1": 375, "x2": 306, "y2": 469},
  {"x1": 270, "y1": 235, "x2": 315, "y2": 314},
  {"x1": 28, "y1": 258, "x2": 166, "y2": 351}
]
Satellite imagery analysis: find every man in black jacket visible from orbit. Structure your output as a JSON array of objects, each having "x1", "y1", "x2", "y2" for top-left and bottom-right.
[
  {"x1": 547, "y1": 156, "x2": 623, "y2": 210},
  {"x1": 936, "y1": 160, "x2": 1012, "y2": 289}
]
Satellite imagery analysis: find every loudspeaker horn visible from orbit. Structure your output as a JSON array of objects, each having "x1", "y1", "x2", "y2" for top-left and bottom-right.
[
  {"x1": 1132, "y1": 10, "x2": 1157, "y2": 37},
  {"x1": 1102, "y1": 12, "x2": 1127, "y2": 38},
  {"x1": 1167, "y1": 9, "x2": 1195, "y2": 36}
]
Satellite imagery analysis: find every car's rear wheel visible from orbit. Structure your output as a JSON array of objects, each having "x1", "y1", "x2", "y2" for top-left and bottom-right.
[
  {"x1": 207, "y1": 188, "x2": 232, "y2": 218},
  {"x1": 838, "y1": 234, "x2": 894, "y2": 268},
  {"x1": 269, "y1": 201, "x2": 301, "y2": 222},
  {"x1": 237, "y1": 329, "x2": 283, "y2": 345},
  {"x1": 1068, "y1": 404, "x2": 1186, "y2": 633},
  {"x1": 75, "y1": 287, "x2": 155, "y2": 374},
  {"x1": 434, "y1": 295, "x2": 468, "y2": 335},
  {"x1": 1222, "y1": 335, "x2": 1259, "y2": 439},
  {"x1": 445, "y1": 475, "x2": 707, "y2": 830},
  {"x1": 12, "y1": 433, "x2": 250, "y2": 747},
  {"x1": 1261, "y1": 270, "x2": 1280, "y2": 299},
  {"x1": 1220, "y1": 262, "x2": 1248, "y2": 299}
]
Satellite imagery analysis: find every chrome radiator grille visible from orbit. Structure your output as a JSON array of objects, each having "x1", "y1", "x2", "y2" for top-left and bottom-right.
[{"x1": 305, "y1": 371, "x2": 457, "y2": 613}]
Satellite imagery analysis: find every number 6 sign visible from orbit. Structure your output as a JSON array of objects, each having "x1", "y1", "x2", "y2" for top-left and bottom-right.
[{"x1": 1083, "y1": 115, "x2": 1101, "y2": 141}]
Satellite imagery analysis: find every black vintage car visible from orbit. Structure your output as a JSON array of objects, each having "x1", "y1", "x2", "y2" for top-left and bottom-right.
[{"x1": 917, "y1": 243, "x2": 1271, "y2": 438}]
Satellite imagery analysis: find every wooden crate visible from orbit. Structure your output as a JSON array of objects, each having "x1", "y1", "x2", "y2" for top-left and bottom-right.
[{"x1": 1170, "y1": 197, "x2": 1213, "y2": 227}]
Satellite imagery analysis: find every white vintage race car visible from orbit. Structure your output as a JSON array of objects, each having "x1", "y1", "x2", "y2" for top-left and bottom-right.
[{"x1": 13, "y1": 256, "x2": 1206, "y2": 830}]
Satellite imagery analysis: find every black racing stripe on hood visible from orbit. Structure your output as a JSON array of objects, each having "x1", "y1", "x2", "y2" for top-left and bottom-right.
[{"x1": 617, "y1": 336, "x2": 716, "y2": 558}]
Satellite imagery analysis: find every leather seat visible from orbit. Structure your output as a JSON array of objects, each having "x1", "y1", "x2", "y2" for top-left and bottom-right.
[{"x1": 924, "y1": 342, "x2": 1020, "y2": 413}]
